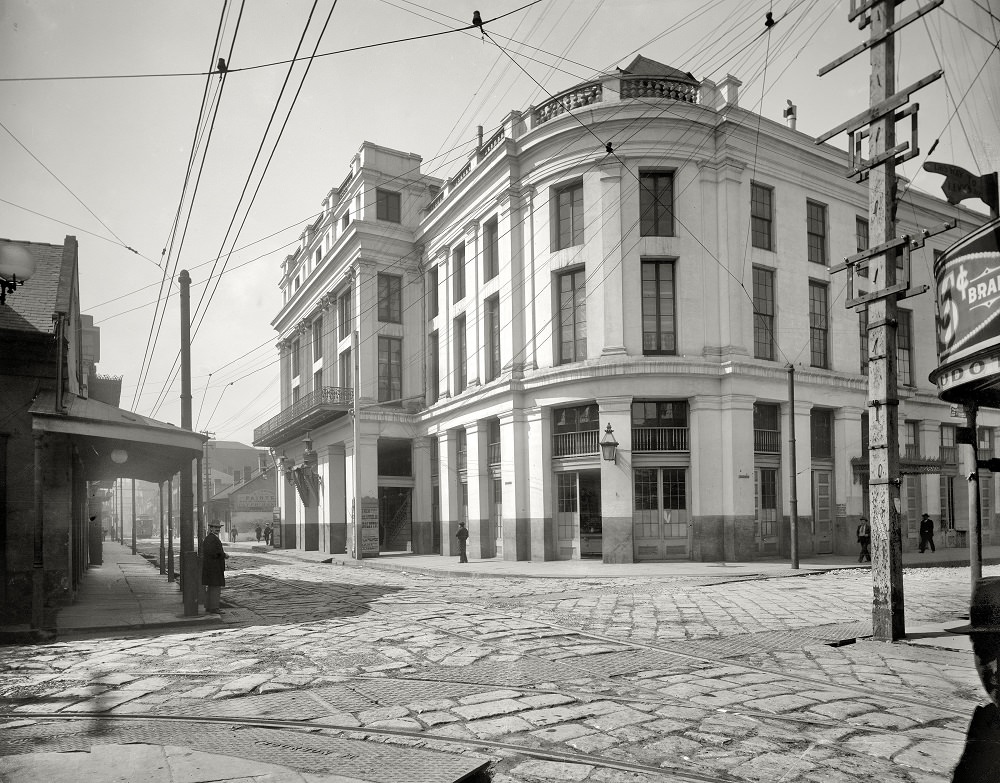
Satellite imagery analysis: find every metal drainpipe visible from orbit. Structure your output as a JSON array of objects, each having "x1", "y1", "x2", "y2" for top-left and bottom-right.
[{"x1": 53, "y1": 312, "x2": 66, "y2": 413}]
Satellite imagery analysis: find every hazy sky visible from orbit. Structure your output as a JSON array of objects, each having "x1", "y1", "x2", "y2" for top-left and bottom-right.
[{"x1": 2, "y1": 0, "x2": 997, "y2": 445}]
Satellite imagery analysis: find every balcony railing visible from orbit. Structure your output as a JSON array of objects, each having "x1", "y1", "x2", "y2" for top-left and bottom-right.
[
  {"x1": 754, "y1": 429, "x2": 781, "y2": 454},
  {"x1": 553, "y1": 430, "x2": 599, "y2": 458},
  {"x1": 253, "y1": 386, "x2": 352, "y2": 447},
  {"x1": 632, "y1": 427, "x2": 689, "y2": 452},
  {"x1": 533, "y1": 81, "x2": 603, "y2": 126},
  {"x1": 940, "y1": 446, "x2": 958, "y2": 464}
]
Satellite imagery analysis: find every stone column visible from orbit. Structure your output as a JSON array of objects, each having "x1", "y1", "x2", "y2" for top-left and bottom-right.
[
  {"x1": 597, "y1": 396, "x2": 633, "y2": 563},
  {"x1": 690, "y1": 397, "x2": 724, "y2": 561},
  {"x1": 411, "y1": 437, "x2": 433, "y2": 554},
  {"x1": 525, "y1": 406, "x2": 554, "y2": 560},
  {"x1": 499, "y1": 409, "x2": 530, "y2": 560},
  {"x1": 463, "y1": 220, "x2": 481, "y2": 388},
  {"x1": 465, "y1": 421, "x2": 493, "y2": 558},
  {"x1": 598, "y1": 163, "x2": 626, "y2": 356},
  {"x1": 719, "y1": 394, "x2": 756, "y2": 561},
  {"x1": 438, "y1": 430, "x2": 459, "y2": 557},
  {"x1": 325, "y1": 444, "x2": 347, "y2": 554}
]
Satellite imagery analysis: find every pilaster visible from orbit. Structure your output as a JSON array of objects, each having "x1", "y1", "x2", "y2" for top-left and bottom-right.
[{"x1": 597, "y1": 396, "x2": 633, "y2": 563}]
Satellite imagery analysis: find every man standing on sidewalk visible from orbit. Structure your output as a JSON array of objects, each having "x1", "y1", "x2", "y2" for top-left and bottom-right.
[
  {"x1": 919, "y1": 513, "x2": 936, "y2": 553},
  {"x1": 202, "y1": 521, "x2": 228, "y2": 614},
  {"x1": 456, "y1": 521, "x2": 469, "y2": 564}
]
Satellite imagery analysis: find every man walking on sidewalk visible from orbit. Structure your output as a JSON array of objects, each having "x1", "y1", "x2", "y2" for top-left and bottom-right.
[
  {"x1": 856, "y1": 518, "x2": 871, "y2": 563},
  {"x1": 919, "y1": 513, "x2": 936, "y2": 553}
]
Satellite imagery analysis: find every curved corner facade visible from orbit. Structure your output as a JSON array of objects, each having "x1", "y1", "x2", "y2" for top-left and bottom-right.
[{"x1": 255, "y1": 58, "x2": 995, "y2": 564}]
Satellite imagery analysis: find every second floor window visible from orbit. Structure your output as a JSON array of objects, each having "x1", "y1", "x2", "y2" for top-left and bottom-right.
[
  {"x1": 454, "y1": 313, "x2": 467, "y2": 392},
  {"x1": 898, "y1": 309, "x2": 913, "y2": 386},
  {"x1": 378, "y1": 336, "x2": 402, "y2": 403},
  {"x1": 339, "y1": 348, "x2": 352, "y2": 389},
  {"x1": 753, "y1": 402, "x2": 780, "y2": 453},
  {"x1": 376, "y1": 189, "x2": 401, "y2": 223},
  {"x1": 453, "y1": 243, "x2": 466, "y2": 302},
  {"x1": 751, "y1": 182, "x2": 773, "y2": 250},
  {"x1": 486, "y1": 294, "x2": 501, "y2": 382},
  {"x1": 314, "y1": 368, "x2": 323, "y2": 392},
  {"x1": 806, "y1": 200, "x2": 827, "y2": 265},
  {"x1": 428, "y1": 331, "x2": 439, "y2": 404},
  {"x1": 905, "y1": 420, "x2": 919, "y2": 457},
  {"x1": 291, "y1": 338, "x2": 300, "y2": 377},
  {"x1": 338, "y1": 288, "x2": 352, "y2": 340},
  {"x1": 859, "y1": 307, "x2": 868, "y2": 375},
  {"x1": 427, "y1": 266, "x2": 439, "y2": 319},
  {"x1": 312, "y1": 317, "x2": 323, "y2": 360},
  {"x1": 856, "y1": 216, "x2": 870, "y2": 278},
  {"x1": 641, "y1": 259, "x2": 676, "y2": 355},
  {"x1": 378, "y1": 273, "x2": 402, "y2": 323},
  {"x1": 639, "y1": 171, "x2": 674, "y2": 237},
  {"x1": 809, "y1": 280, "x2": 829, "y2": 369},
  {"x1": 811, "y1": 409, "x2": 833, "y2": 459},
  {"x1": 553, "y1": 180, "x2": 583, "y2": 250},
  {"x1": 483, "y1": 217, "x2": 499, "y2": 281},
  {"x1": 557, "y1": 268, "x2": 586, "y2": 364},
  {"x1": 752, "y1": 266, "x2": 775, "y2": 360}
]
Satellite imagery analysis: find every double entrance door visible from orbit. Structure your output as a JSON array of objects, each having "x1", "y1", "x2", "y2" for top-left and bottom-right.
[
  {"x1": 555, "y1": 470, "x2": 602, "y2": 559},
  {"x1": 633, "y1": 467, "x2": 689, "y2": 560}
]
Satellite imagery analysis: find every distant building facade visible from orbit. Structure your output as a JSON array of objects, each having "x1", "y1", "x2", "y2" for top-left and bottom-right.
[{"x1": 255, "y1": 56, "x2": 994, "y2": 564}]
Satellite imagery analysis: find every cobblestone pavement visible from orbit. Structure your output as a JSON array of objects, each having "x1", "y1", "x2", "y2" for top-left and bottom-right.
[{"x1": 1, "y1": 551, "x2": 995, "y2": 783}]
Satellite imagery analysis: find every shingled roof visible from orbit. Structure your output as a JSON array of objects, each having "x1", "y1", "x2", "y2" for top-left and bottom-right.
[{"x1": 0, "y1": 237, "x2": 77, "y2": 334}]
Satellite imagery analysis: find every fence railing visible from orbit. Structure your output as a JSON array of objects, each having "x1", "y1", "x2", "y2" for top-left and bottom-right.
[
  {"x1": 553, "y1": 430, "x2": 599, "y2": 457},
  {"x1": 632, "y1": 427, "x2": 689, "y2": 452},
  {"x1": 754, "y1": 429, "x2": 781, "y2": 454}
]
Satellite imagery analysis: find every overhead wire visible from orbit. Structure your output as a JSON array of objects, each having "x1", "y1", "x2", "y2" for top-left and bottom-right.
[{"x1": 0, "y1": 118, "x2": 156, "y2": 266}]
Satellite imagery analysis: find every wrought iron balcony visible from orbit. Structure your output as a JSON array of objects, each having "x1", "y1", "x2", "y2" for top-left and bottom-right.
[{"x1": 253, "y1": 386, "x2": 352, "y2": 448}]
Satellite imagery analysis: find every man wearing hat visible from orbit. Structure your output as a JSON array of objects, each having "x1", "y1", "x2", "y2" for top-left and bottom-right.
[
  {"x1": 948, "y1": 576, "x2": 1000, "y2": 780},
  {"x1": 202, "y1": 520, "x2": 229, "y2": 614},
  {"x1": 919, "y1": 513, "x2": 936, "y2": 553}
]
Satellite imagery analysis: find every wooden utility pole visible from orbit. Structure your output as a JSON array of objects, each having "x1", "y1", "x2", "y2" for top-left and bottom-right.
[
  {"x1": 179, "y1": 269, "x2": 198, "y2": 615},
  {"x1": 819, "y1": 0, "x2": 945, "y2": 640},
  {"x1": 865, "y1": 0, "x2": 904, "y2": 642}
]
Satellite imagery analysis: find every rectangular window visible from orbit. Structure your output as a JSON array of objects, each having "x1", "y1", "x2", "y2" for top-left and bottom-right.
[
  {"x1": 751, "y1": 182, "x2": 773, "y2": 250},
  {"x1": 483, "y1": 217, "x2": 499, "y2": 281},
  {"x1": 553, "y1": 180, "x2": 583, "y2": 250},
  {"x1": 557, "y1": 268, "x2": 586, "y2": 364},
  {"x1": 314, "y1": 368, "x2": 323, "y2": 392},
  {"x1": 312, "y1": 317, "x2": 323, "y2": 360},
  {"x1": 291, "y1": 339, "x2": 300, "y2": 377},
  {"x1": 898, "y1": 309, "x2": 913, "y2": 386},
  {"x1": 454, "y1": 313, "x2": 467, "y2": 393},
  {"x1": 641, "y1": 260, "x2": 676, "y2": 355},
  {"x1": 859, "y1": 307, "x2": 868, "y2": 375},
  {"x1": 428, "y1": 267, "x2": 439, "y2": 319},
  {"x1": 980, "y1": 427, "x2": 995, "y2": 458},
  {"x1": 810, "y1": 409, "x2": 834, "y2": 459},
  {"x1": 342, "y1": 212, "x2": 349, "y2": 231},
  {"x1": 429, "y1": 331, "x2": 439, "y2": 404},
  {"x1": 453, "y1": 244, "x2": 466, "y2": 302},
  {"x1": 809, "y1": 281, "x2": 829, "y2": 368},
  {"x1": 338, "y1": 288, "x2": 352, "y2": 340},
  {"x1": 856, "y1": 216, "x2": 870, "y2": 278},
  {"x1": 639, "y1": 171, "x2": 674, "y2": 237},
  {"x1": 753, "y1": 402, "x2": 780, "y2": 453},
  {"x1": 378, "y1": 273, "x2": 402, "y2": 323},
  {"x1": 752, "y1": 266, "x2": 775, "y2": 360},
  {"x1": 378, "y1": 336, "x2": 402, "y2": 403},
  {"x1": 806, "y1": 200, "x2": 827, "y2": 265},
  {"x1": 905, "y1": 420, "x2": 919, "y2": 457},
  {"x1": 376, "y1": 189, "x2": 401, "y2": 223},
  {"x1": 456, "y1": 428, "x2": 467, "y2": 471},
  {"x1": 339, "y1": 348, "x2": 351, "y2": 389},
  {"x1": 485, "y1": 295, "x2": 501, "y2": 382}
]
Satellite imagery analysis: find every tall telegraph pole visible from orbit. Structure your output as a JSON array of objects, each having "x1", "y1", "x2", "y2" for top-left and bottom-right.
[
  {"x1": 179, "y1": 270, "x2": 198, "y2": 615},
  {"x1": 818, "y1": 0, "x2": 945, "y2": 640}
]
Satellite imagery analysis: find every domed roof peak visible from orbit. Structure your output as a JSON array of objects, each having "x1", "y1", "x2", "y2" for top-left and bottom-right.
[{"x1": 618, "y1": 55, "x2": 697, "y2": 85}]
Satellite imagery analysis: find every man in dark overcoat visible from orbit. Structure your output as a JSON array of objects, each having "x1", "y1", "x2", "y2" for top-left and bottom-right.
[{"x1": 202, "y1": 520, "x2": 228, "y2": 614}]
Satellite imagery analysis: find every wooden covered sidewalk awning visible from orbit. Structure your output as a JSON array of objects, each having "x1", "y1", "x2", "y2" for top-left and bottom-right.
[{"x1": 30, "y1": 391, "x2": 206, "y2": 482}]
